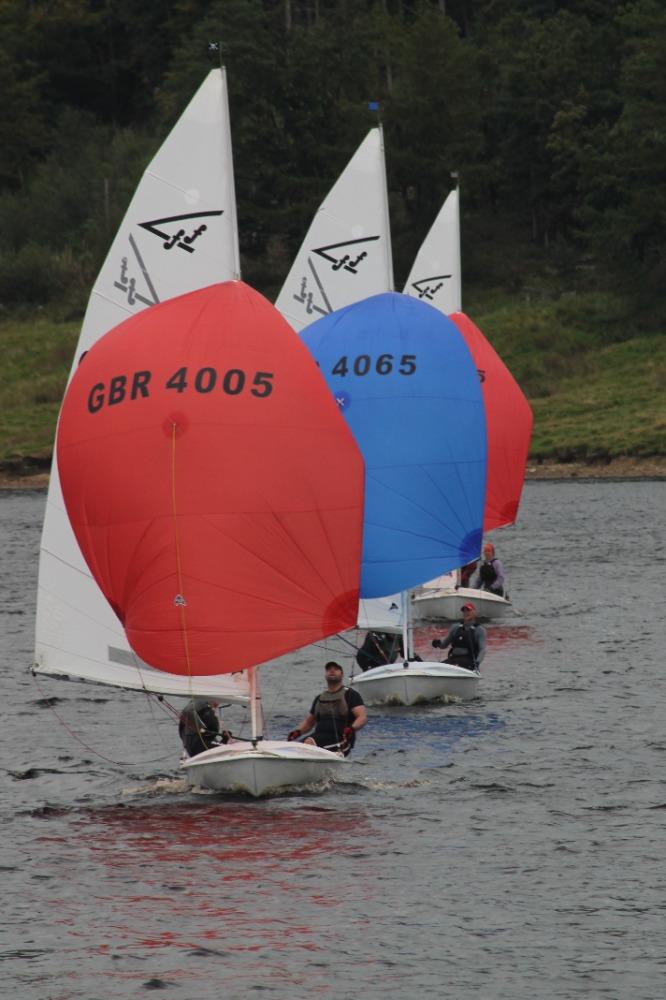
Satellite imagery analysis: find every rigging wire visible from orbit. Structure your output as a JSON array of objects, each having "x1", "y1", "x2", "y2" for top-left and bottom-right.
[{"x1": 29, "y1": 670, "x2": 174, "y2": 767}]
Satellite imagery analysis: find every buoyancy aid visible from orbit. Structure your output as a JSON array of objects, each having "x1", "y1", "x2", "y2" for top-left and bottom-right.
[
  {"x1": 448, "y1": 624, "x2": 480, "y2": 668},
  {"x1": 315, "y1": 686, "x2": 349, "y2": 725},
  {"x1": 479, "y1": 559, "x2": 498, "y2": 586}
]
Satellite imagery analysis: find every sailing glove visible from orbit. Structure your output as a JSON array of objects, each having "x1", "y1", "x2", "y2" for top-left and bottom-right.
[
  {"x1": 432, "y1": 638, "x2": 442, "y2": 648},
  {"x1": 287, "y1": 729, "x2": 302, "y2": 741}
]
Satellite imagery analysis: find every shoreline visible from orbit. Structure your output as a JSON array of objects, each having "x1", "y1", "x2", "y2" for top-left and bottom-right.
[{"x1": 1, "y1": 456, "x2": 665, "y2": 491}]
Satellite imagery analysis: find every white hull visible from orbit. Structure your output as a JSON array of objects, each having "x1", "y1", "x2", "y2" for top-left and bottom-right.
[
  {"x1": 351, "y1": 660, "x2": 479, "y2": 706},
  {"x1": 412, "y1": 586, "x2": 512, "y2": 622},
  {"x1": 180, "y1": 739, "x2": 346, "y2": 797}
]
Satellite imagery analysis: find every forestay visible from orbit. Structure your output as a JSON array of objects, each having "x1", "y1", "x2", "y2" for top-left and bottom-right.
[
  {"x1": 274, "y1": 128, "x2": 393, "y2": 332},
  {"x1": 302, "y1": 292, "x2": 487, "y2": 598}
]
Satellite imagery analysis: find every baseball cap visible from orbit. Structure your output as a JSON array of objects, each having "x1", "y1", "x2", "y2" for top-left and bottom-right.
[{"x1": 461, "y1": 602, "x2": 476, "y2": 612}]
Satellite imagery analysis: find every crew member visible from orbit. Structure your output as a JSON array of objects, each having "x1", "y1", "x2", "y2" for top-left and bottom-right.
[
  {"x1": 287, "y1": 661, "x2": 367, "y2": 755},
  {"x1": 473, "y1": 542, "x2": 505, "y2": 596},
  {"x1": 178, "y1": 697, "x2": 230, "y2": 757},
  {"x1": 431, "y1": 602, "x2": 486, "y2": 671}
]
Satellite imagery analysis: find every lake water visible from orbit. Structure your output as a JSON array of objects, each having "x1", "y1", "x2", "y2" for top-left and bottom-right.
[{"x1": 1, "y1": 481, "x2": 664, "y2": 999}]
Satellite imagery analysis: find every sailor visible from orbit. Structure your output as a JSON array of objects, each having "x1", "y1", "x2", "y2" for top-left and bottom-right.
[
  {"x1": 431, "y1": 602, "x2": 486, "y2": 672},
  {"x1": 287, "y1": 661, "x2": 367, "y2": 755},
  {"x1": 178, "y1": 697, "x2": 230, "y2": 758},
  {"x1": 356, "y1": 630, "x2": 404, "y2": 672},
  {"x1": 473, "y1": 542, "x2": 506, "y2": 596}
]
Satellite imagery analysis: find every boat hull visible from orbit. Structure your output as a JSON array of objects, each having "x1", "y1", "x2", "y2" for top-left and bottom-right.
[
  {"x1": 351, "y1": 659, "x2": 479, "y2": 706},
  {"x1": 412, "y1": 586, "x2": 511, "y2": 622},
  {"x1": 180, "y1": 739, "x2": 346, "y2": 797}
]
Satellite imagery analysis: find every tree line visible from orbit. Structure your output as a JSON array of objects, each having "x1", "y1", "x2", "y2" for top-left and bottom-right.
[{"x1": 0, "y1": 0, "x2": 663, "y2": 315}]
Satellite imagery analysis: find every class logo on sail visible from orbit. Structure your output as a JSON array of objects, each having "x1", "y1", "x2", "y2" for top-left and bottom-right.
[
  {"x1": 410, "y1": 274, "x2": 453, "y2": 302},
  {"x1": 312, "y1": 235, "x2": 380, "y2": 274},
  {"x1": 292, "y1": 236, "x2": 381, "y2": 320},
  {"x1": 138, "y1": 210, "x2": 224, "y2": 253},
  {"x1": 113, "y1": 234, "x2": 160, "y2": 308},
  {"x1": 112, "y1": 210, "x2": 225, "y2": 309},
  {"x1": 292, "y1": 258, "x2": 333, "y2": 319}
]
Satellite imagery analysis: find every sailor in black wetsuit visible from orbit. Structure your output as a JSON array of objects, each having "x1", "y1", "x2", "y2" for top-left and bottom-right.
[
  {"x1": 431, "y1": 602, "x2": 486, "y2": 672},
  {"x1": 287, "y1": 661, "x2": 367, "y2": 756},
  {"x1": 178, "y1": 697, "x2": 230, "y2": 757},
  {"x1": 356, "y1": 630, "x2": 404, "y2": 671}
]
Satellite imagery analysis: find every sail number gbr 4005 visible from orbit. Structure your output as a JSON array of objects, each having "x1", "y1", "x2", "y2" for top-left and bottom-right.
[
  {"x1": 87, "y1": 367, "x2": 274, "y2": 414},
  {"x1": 321, "y1": 354, "x2": 417, "y2": 377}
]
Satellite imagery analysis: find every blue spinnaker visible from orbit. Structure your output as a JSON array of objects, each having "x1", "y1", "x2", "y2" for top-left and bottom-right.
[{"x1": 302, "y1": 292, "x2": 487, "y2": 597}]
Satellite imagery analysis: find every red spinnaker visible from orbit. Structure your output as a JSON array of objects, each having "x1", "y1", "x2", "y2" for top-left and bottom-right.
[
  {"x1": 450, "y1": 312, "x2": 532, "y2": 531},
  {"x1": 57, "y1": 281, "x2": 364, "y2": 675}
]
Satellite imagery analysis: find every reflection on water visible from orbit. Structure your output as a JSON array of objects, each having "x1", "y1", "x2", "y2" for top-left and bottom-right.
[
  {"x1": 3, "y1": 484, "x2": 666, "y2": 999},
  {"x1": 30, "y1": 799, "x2": 383, "y2": 995}
]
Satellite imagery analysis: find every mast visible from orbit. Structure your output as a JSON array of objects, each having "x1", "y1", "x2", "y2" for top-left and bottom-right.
[
  {"x1": 401, "y1": 591, "x2": 413, "y2": 661},
  {"x1": 249, "y1": 667, "x2": 264, "y2": 746},
  {"x1": 368, "y1": 101, "x2": 394, "y2": 293}
]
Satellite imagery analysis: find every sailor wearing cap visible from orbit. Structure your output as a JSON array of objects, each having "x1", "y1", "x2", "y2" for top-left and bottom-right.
[{"x1": 431, "y1": 602, "x2": 486, "y2": 671}]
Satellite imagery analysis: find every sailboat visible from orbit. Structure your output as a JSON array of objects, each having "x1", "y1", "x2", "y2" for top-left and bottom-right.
[
  {"x1": 274, "y1": 126, "x2": 393, "y2": 331},
  {"x1": 32, "y1": 70, "x2": 363, "y2": 795},
  {"x1": 404, "y1": 187, "x2": 532, "y2": 621},
  {"x1": 301, "y1": 291, "x2": 488, "y2": 705},
  {"x1": 352, "y1": 592, "x2": 480, "y2": 704},
  {"x1": 55, "y1": 280, "x2": 365, "y2": 794}
]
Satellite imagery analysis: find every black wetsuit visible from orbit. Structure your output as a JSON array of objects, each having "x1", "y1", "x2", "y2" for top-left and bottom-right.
[
  {"x1": 356, "y1": 631, "x2": 403, "y2": 671},
  {"x1": 442, "y1": 622, "x2": 486, "y2": 671},
  {"x1": 178, "y1": 700, "x2": 220, "y2": 757}
]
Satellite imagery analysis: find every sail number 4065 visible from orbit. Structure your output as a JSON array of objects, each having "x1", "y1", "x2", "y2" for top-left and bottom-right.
[
  {"x1": 329, "y1": 354, "x2": 416, "y2": 376},
  {"x1": 87, "y1": 367, "x2": 274, "y2": 413}
]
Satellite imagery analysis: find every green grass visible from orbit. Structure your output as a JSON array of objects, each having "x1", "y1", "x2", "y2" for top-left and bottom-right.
[
  {"x1": 0, "y1": 316, "x2": 79, "y2": 469},
  {"x1": 465, "y1": 289, "x2": 666, "y2": 459},
  {"x1": 0, "y1": 290, "x2": 664, "y2": 471}
]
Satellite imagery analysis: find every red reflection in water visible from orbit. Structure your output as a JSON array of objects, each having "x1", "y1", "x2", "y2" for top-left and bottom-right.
[
  {"x1": 39, "y1": 799, "x2": 383, "y2": 987},
  {"x1": 412, "y1": 622, "x2": 541, "y2": 658}
]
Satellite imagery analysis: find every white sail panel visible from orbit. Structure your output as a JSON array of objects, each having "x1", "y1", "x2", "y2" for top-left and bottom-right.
[
  {"x1": 34, "y1": 68, "x2": 246, "y2": 696},
  {"x1": 357, "y1": 594, "x2": 403, "y2": 634},
  {"x1": 274, "y1": 127, "x2": 393, "y2": 332},
  {"x1": 403, "y1": 188, "x2": 461, "y2": 314}
]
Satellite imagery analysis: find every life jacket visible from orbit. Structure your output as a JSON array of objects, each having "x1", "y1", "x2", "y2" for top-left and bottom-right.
[
  {"x1": 356, "y1": 631, "x2": 401, "y2": 671},
  {"x1": 479, "y1": 559, "x2": 498, "y2": 586},
  {"x1": 447, "y1": 624, "x2": 480, "y2": 669},
  {"x1": 315, "y1": 686, "x2": 349, "y2": 725},
  {"x1": 179, "y1": 703, "x2": 220, "y2": 756}
]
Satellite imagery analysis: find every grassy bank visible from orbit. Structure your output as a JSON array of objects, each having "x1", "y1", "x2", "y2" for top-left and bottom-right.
[{"x1": 0, "y1": 289, "x2": 664, "y2": 474}]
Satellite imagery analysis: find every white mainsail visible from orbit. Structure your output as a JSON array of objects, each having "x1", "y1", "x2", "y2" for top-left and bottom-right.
[
  {"x1": 274, "y1": 127, "x2": 394, "y2": 332},
  {"x1": 34, "y1": 68, "x2": 249, "y2": 701},
  {"x1": 403, "y1": 187, "x2": 461, "y2": 313},
  {"x1": 357, "y1": 594, "x2": 403, "y2": 634}
]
